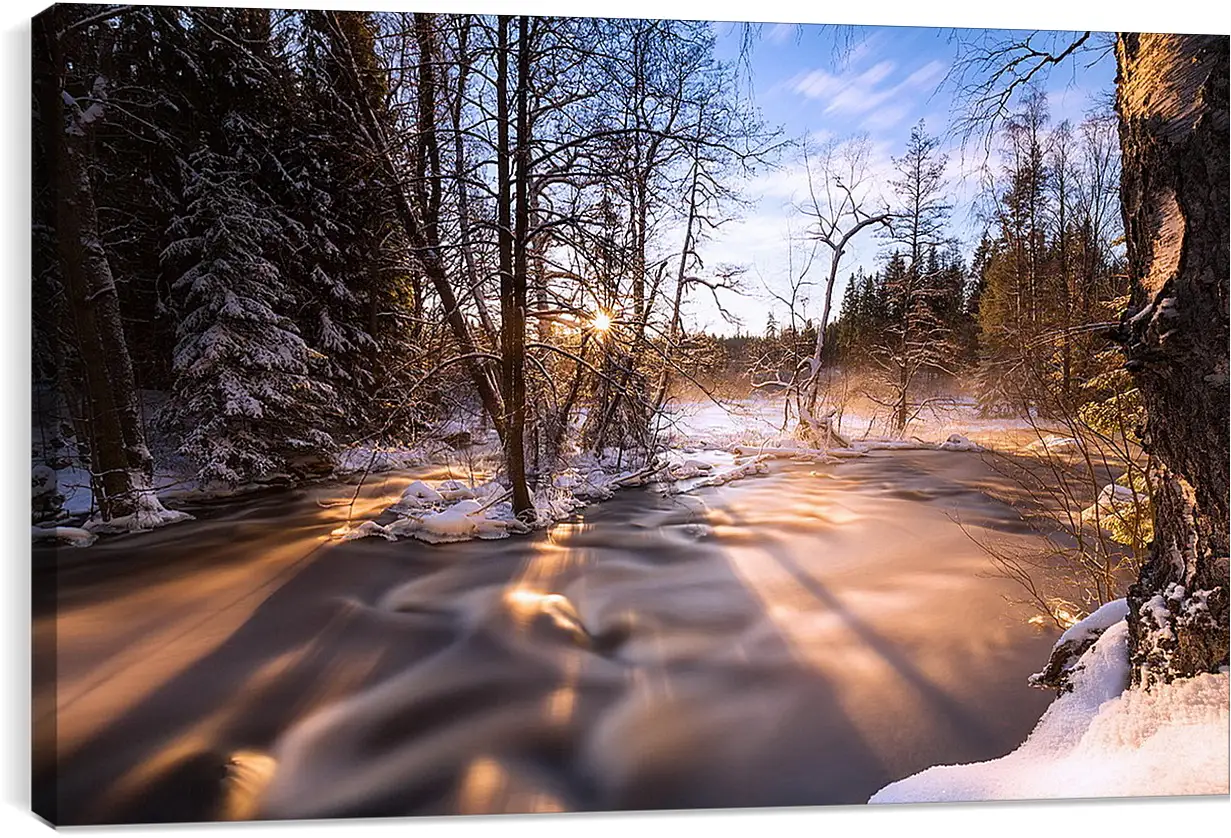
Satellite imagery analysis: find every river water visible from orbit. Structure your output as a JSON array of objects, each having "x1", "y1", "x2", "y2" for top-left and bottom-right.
[{"x1": 33, "y1": 450, "x2": 1057, "y2": 824}]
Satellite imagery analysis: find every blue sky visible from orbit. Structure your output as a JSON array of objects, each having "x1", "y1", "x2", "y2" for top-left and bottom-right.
[{"x1": 688, "y1": 22, "x2": 1118, "y2": 335}]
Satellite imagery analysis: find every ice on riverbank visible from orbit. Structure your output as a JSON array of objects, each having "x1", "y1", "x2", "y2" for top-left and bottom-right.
[{"x1": 870, "y1": 608, "x2": 1230, "y2": 803}]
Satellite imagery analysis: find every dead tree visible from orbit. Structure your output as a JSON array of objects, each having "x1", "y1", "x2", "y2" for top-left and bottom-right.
[{"x1": 796, "y1": 134, "x2": 890, "y2": 443}]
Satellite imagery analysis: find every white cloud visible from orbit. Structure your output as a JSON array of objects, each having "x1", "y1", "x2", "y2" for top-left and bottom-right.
[
  {"x1": 861, "y1": 103, "x2": 911, "y2": 132},
  {"x1": 789, "y1": 57, "x2": 949, "y2": 118},
  {"x1": 766, "y1": 23, "x2": 794, "y2": 45}
]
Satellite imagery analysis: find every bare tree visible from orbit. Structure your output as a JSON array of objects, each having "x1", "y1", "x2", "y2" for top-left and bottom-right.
[{"x1": 795, "y1": 133, "x2": 891, "y2": 443}]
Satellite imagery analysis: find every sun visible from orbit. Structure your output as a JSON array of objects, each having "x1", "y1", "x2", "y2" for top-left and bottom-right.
[{"x1": 591, "y1": 310, "x2": 612, "y2": 334}]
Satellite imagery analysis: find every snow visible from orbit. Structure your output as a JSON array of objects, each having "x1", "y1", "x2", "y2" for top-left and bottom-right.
[
  {"x1": 30, "y1": 525, "x2": 97, "y2": 548},
  {"x1": 31, "y1": 464, "x2": 57, "y2": 497},
  {"x1": 1025, "y1": 434, "x2": 1083, "y2": 454},
  {"x1": 1029, "y1": 599, "x2": 1131, "y2": 691},
  {"x1": 1081, "y1": 482, "x2": 1142, "y2": 531},
  {"x1": 343, "y1": 487, "x2": 527, "y2": 545},
  {"x1": 336, "y1": 396, "x2": 1022, "y2": 548},
  {"x1": 871, "y1": 616, "x2": 1230, "y2": 803},
  {"x1": 1055, "y1": 599, "x2": 1132, "y2": 651},
  {"x1": 83, "y1": 487, "x2": 194, "y2": 535},
  {"x1": 334, "y1": 445, "x2": 428, "y2": 474},
  {"x1": 938, "y1": 433, "x2": 982, "y2": 452},
  {"x1": 395, "y1": 480, "x2": 445, "y2": 508},
  {"x1": 55, "y1": 466, "x2": 97, "y2": 516}
]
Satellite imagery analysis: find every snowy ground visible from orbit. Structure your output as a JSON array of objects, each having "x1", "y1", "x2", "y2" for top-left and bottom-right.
[
  {"x1": 658, "y1": 394, "x2": 1040, "y2": 451},
  {"x1": 871, "y1": 603, "x2": 1230, "y2": 802},
  {"x1": 30, "y1": 392, "x2": 1113, "y2": 557},
  {"x1": 332, "y1": 395, "x2": 1022, "y2": 547}
]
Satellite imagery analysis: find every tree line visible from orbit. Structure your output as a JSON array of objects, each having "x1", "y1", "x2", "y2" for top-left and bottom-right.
[
  {"x1": 33, "y1": 5, "x2": 776, "y2": 520},
  {"x1": 727, "y1": 96, "x2": 1125, "y2": 436}
]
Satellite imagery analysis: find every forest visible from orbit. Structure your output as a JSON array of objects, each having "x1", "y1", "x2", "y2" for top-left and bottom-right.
[{"x1": 30, "y1": 4, "x2": 1228, "y2": 825}]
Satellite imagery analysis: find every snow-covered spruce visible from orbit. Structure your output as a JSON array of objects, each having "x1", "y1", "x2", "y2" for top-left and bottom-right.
[
  {"x1": 871, "y1": 609, "x2": 1230, "y2": 802},
  {"x1": 160, "y1": 139, "x2": 336, "y2": 486},
  {"x1": 31, "y1": 464, "x2": 64, "y2": 524}
]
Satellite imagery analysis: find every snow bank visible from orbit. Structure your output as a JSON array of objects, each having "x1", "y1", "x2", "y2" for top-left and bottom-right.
[
  {"x1": 871, "y1": 616, "x2": 1230, "y2": 803},
  {"x1": 335, "y1": 445, "x2": 429, "y2": 475},
  {"x1": 730, "y1": 444, "x2": 841, "y2": 463},
  {"x1": 31, "y1": 525, "x2": 97, "y2": 548}
]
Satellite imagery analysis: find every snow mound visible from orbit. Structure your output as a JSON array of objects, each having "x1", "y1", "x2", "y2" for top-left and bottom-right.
[
  {"x1": 394, "y1": 480, "x2": 445, "y2": 508},
  {"x1": 31, "y1": 525, "x2": 97, "y2": 548},
  {"x1": 31, "y1": 464, "x2": 57, "y2": 497},
  {"x1": 1030, "y1": 599, "x2": 1131, "y2": 691},
  {"x1": 1025, "y1": 434, "x2": 1083, "y2": 455},
  {"x1": 345, "y1": 493, "x2": 528, "y2": 545},
  {"x1": 938, "y1": 433, "x2": 982, "y2": 452},
  {"x1": 1081, "y1": 483, "x2": 1139, "y2": 527},
  {"x1": 84, "y1": 490, "x2": 193, "y2": 534},
  {"x1": 411, "y1": 499, "x2": 522, "y2": 544},
  {"x1": 871, "y1": 618, "x2": 1230, "y2": 803},
  {"x1": 436, "y1": 479, "x2": 478, "y2": 501}
]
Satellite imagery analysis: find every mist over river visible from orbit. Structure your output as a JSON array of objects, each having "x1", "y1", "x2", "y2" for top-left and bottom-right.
[{"x1": 34, "y1": 450, "x2": 1057, "y2": 824}]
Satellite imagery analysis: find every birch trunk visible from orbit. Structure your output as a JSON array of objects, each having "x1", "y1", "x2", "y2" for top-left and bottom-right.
[{"x1": 1116, "y1": 33, "x2": 1229, "y2": 686}]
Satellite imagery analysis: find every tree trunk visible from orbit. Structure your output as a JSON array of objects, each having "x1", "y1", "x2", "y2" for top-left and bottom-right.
[
  {"x1": 1115, "y1": 33, "x2": 1229, "y2": 687},
  {"x1": 496, "y1": 15, "x2": 533, "y2": 518},
  {"x1": 324, "y1": 11, "x2": 507, "y2": 441},
  {"x1": 34, "y1": 8, "x2": 153, "y2": 520}
]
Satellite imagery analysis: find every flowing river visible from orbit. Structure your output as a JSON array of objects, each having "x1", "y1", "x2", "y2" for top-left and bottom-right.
[{"x1": 34, "y1": 449, "x2": 1058, "y2": 824}]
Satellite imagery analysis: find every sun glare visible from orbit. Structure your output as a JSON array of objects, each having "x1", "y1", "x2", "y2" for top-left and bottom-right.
[{"x1": 591, "y1": 310, "x2": 612, "y2": 333}]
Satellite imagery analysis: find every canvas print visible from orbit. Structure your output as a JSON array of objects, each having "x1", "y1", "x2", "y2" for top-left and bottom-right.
[{"x1": 30, "y1": 2, "x2": 1229, "y2": 826}]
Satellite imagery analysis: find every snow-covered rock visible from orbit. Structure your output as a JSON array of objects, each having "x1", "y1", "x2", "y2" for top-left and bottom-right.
[
  {"x1": 1025, "y1": 434, "x2": 1083, "y2": 455},
  {"x1": 1081, "y1": 483, "x2": 1139, "y2": 527},
  {"x1": 31, "y1": 525, "x2": 96, "y2": 548},
  {"x1": 395, "y1": 480, "x2": 445, "y2": 508},
  {"x1": 1030, "y1": 599, "x2": 1131, "y2": 692},
  {"x1": 84, "y1": 490, "x2": 193, "y2": 534},
  {"x1": 938, "y1": 433, "x2": 982, "y2": 452},
  {"x1": 436, "y1": 479, "x2": 477, "y2": 501}
]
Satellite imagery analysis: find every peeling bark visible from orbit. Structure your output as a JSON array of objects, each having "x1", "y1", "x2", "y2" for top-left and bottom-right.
[{"x1": 1115, "y1": 33, "x2": 1229, "y2": 686}]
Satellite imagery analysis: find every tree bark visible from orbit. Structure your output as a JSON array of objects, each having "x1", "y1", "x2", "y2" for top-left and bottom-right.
[
  {"x1": 324, "y1": 11, "x2": 507, "y2": 441},
  {"x1": 1115, "y1": 33, "x2": 1229, "y2": 686},
  {"x1": 34, "y1": 8, "x2": 153, "y2": 519},
  {"x1": 496, "y1": 15, "x2": 533, "y2": 518}
]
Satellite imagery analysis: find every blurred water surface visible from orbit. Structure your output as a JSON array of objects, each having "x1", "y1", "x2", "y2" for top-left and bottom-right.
[{"x1": 33, "y1": 451, "x2": 1056, "y2": 824}]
